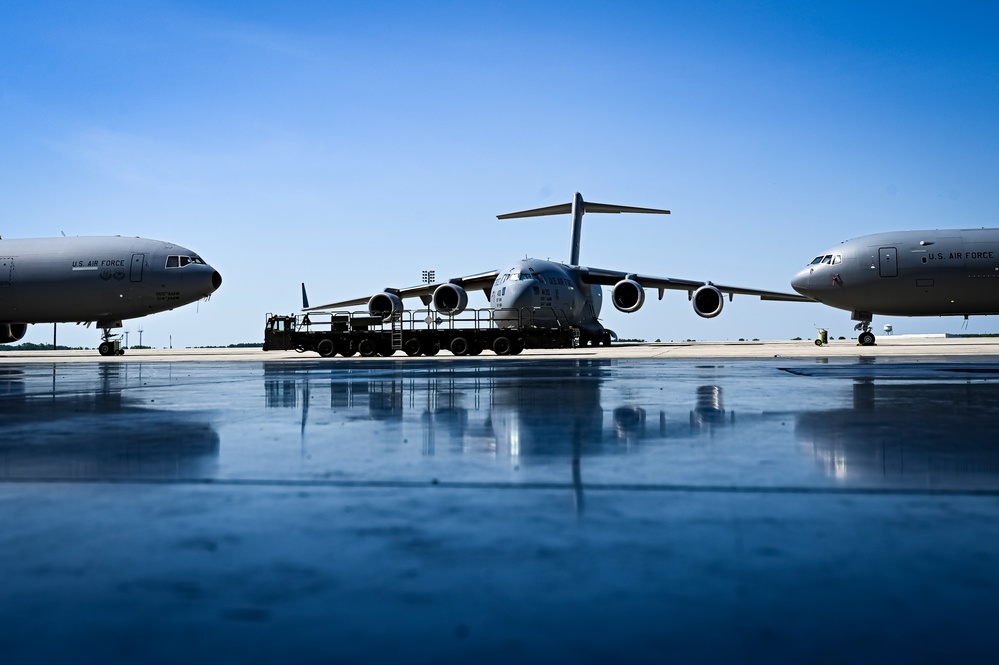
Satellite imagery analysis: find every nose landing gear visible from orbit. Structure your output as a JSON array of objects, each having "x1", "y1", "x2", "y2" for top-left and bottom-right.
[
  {"x1": 97, "y1": 322, "x2": 125, "y2": 356},
  {"x1": 853, "y1": 313, "x2": 876, "y2": 346}
]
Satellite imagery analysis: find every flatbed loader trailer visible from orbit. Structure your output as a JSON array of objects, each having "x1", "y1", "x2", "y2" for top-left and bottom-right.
[{"x1": 263, "y1": 308, "x2": 578, "y2": 357}]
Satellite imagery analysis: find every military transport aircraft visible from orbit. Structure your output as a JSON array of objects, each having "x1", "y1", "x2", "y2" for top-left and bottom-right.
[
  {"x1": 0, "y1": 236, "x2": 222, "y2": 355},
  {"x1": 792, "y1": 228, "x2": 999, "y2": 345},
  {"x1": 306, "y1": 192, "x2": 808, "y2": 346}
]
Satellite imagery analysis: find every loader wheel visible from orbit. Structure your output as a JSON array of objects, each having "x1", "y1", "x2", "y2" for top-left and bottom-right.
[
  {"x1": 317, "y1": 338, "x2": 336, "y2": 358},
  {"x1": 403, "y1": 338, "x2": 422, "y2": 356},
  {"x1": 358, "y1": 338, "x2": 378, "y2": 357},
  {"x1": 493, "y1": 336, "x2": 513, "y2": 355},
  {"x1": 450, "y1": 337, "x2": 470, "y2": 356}
]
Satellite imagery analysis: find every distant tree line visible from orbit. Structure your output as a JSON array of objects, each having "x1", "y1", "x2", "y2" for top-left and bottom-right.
[
  {"x1": 0, "y1": 342, "x2": 264, "y2": 351},
  {"x1": 0, "y1": 343, "x2": 87, "y2": 351}
]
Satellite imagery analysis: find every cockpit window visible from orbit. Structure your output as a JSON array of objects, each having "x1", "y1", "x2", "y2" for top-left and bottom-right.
[
  {"x1": 809, "y1": 256, "x2": 824, "y2": 265},
  {"x1": 832, "y1": 254, "x2": 842, "y2": 265},
  {"x1": 820, "y1": 255, "x2": 832, "y2": 264},
  {"x1": 166, "y1": 255, "x2": 206, "y2": 269}
]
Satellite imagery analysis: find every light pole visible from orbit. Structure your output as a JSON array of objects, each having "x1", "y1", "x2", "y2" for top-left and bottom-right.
[{"x1": 421, "y1": 270, "x2": 435, "y2": 328}]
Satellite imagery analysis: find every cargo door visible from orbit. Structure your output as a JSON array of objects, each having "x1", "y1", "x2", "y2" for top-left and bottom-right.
[
  {"x1": 130, "y1": 253, "x2": 144, "y2": 282},
  {"x1": 0, "y1": 258, "x2": 11, "y2": 287},
  {"x1": 879, "y1": 247, "x2": 898, "y2": 278}
]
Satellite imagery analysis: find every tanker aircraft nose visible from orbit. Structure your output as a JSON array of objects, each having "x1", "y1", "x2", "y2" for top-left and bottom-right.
[
  {"x1": 791, "y1": 267, "x2": 811, "y2": 297},
  {"x1": 210, "y1": 269, "x2": 223, "y2": 293}
]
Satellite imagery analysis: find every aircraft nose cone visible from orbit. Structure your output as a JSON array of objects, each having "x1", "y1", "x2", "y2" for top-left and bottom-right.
[
  {"x1": 211, "y1": 270, "x2": 222, "y2": 292},
  {"x1": 791, "y1": 269, "x2": 810, "y2": 296},
  {"x1": 504, "y1": 281, "x2": 534, "y2": 310}
]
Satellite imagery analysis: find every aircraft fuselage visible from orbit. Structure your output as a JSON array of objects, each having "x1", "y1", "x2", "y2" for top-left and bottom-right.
[
  {"x1": 488, "y1": 258, "x2": 604, "y2": 336},
  {"x1": 791, "y1": 228, "x2": 999, "y2": 317},
  {"x1": 0, "y1": 236, "x2": 222, "y2": 324}
]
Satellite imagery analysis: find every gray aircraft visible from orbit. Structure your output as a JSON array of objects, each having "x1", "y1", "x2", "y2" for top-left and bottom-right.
[
  {"x1": 0, "y1": 236, "x2": 222, "y2": 355},
  {"x1": 791, "y1": 228, "x2": 999, "y2": 345},
  {"x1": 307, "y1": 192, "x2": 806, "y2": 345}
]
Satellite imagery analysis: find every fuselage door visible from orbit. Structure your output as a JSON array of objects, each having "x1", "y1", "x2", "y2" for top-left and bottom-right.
[
  {"x1": 878, "y1": 247, "x2": 898, "y2": 278},
  {"x1": 130, "y1": 253, "x2": 145, "y2": 282}
]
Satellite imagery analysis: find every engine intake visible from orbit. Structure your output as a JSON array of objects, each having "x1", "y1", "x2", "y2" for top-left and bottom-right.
[
  {"x1": 611, "y1": 279, "x2": 645, "y2": 313},
  {"x1": 0, "y1": 323, "x2": 27, "y2": 344},
  {"x1": 367, "y1": 292, "x2": 404, "y2": 321},
  {"x1": 433, "y1": 283, "x2": 468, "y2": 316},
  {"x1": 692, "y1": 284, "x2": 724, "y2": 318}
]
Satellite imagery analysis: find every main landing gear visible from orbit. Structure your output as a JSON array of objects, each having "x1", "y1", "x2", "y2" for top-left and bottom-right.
[{"x1": 98, "y1": 326, "x2": 125, "y2": 356}]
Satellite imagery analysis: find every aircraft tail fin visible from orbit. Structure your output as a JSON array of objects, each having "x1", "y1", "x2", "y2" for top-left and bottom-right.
[
  {"x1": 497, "y1": 192, "x2": 669, "y2": 265},
  {"x1": 301, "y1": 283, "x2": 310, "y2": 310}
]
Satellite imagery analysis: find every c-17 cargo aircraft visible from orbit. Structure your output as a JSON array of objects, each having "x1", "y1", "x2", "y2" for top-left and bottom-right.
[
  {"x1": 0, "y1": 236, "x2": 222, "y2": 355},
  {"x1": 306, "y1": 192, "x2": 808, "y2": 348},
  {"x1": 792, "y1": 228, "x2": 999, "y2": 345}
]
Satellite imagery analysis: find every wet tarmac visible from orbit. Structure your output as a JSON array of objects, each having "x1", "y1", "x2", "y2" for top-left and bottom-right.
[{"x1": 2, "y1": 357, "x2": 999, "y2": 663}]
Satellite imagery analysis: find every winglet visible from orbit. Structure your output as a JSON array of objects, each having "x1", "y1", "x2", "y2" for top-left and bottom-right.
[{"x1": 301, "y1": 283, "x2": 310, "y2": 310}]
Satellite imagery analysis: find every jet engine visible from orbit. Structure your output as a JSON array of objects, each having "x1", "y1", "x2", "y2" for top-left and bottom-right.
[
  {"x1": 433, "y1": 283, "x2": 468, "y2": 316},
  {"x1": 367, "y1": 292, "x2": 404, "y2": 321},
  {"x1": 0, "y1": 323, "x2": 27, "y2": 344},
  {"x1": 692, "y1": 284, "x2": 724, "y2": 318},
  {"x1": 611, "y1": 279, "x2": 645, "y2": 313}
]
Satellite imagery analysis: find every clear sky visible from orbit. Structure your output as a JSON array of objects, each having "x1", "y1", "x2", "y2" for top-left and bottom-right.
[{"x1": 3, "y1": 1, "x2": 999, "y2": 347}]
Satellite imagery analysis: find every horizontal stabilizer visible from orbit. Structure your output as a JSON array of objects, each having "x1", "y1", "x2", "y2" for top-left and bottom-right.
[{"x1": 497, "y1": 201, "x2": 670, "y2": 219}]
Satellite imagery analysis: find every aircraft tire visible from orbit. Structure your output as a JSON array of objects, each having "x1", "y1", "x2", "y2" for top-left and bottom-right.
[
  {"x1": 317, "y1": 338, "x2": 336, "y2": 357},
  {"x1": 403, "y1": 338, "x2": 422, "y2": 356},
  {"x1": 358, "y1": 338, "x2": 378, "y2": 357},
  {"x1": 450, "y1": 337, "x2": 470, "y2": 356},
  {"x1": 493, "y1": 336, "x2": 513, "y2": 355},
  {"x1": 601, "y1": 331, "x2": 613, "y2": 346},
  {"x1": 99, "y1": 342, "x2": 114, "y2": 357},
  {"x1": 858, "y1": 331, "x2": 876, "y2": 346}
]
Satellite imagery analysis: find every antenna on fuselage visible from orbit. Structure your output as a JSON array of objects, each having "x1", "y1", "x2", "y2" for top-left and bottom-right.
[{"x1": 496, "y1": 192, "x2": 670, "y2": 265}]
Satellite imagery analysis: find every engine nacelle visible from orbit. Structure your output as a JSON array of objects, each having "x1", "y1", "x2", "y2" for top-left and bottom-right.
[
  {"x1": 367, "y1": 292, "x2": 404, "y2": 321},
  {"x1": 611, "y1": 279, "x2": 645, "y2": 313},
  {"x1": 692, "y1": 284, "x2": 724, "y2": 318},
  {"x1": 432, "y1": 283, "x2": 468, "y2": 316},
  {"x1": 0, "y1": 323, "x2": 28, "y2": 344}
]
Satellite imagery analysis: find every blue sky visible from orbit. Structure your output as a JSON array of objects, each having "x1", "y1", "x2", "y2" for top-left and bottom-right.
[{"x1": 3, "y1": 1, "x2": 999, "y2": 347}]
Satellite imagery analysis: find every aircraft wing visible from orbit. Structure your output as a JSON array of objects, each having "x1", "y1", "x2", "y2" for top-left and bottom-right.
[
  {"x1": 304, "y1": 270, "x2": 500, "y2": 311},
  {"x1": 577, "y1": 267, "x2": 814, "y2": 302}
]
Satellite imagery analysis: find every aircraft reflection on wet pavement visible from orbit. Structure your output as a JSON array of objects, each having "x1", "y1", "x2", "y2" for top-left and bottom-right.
[
  {"x1": 0, "y1": 365, "x2": 218, "y2": 480},
  {"x1": 265, "y1": 359, "x2": 999, "y2": 494},
  {"x1": 264, "y1": 361, "x2": 739, "y2": 450},
  {"x1": 796, "y1": 380, "x2": 999, "y2": 487},
  {"x1": 264, "y1": 360, "x2": 754, "y2": 510}
]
